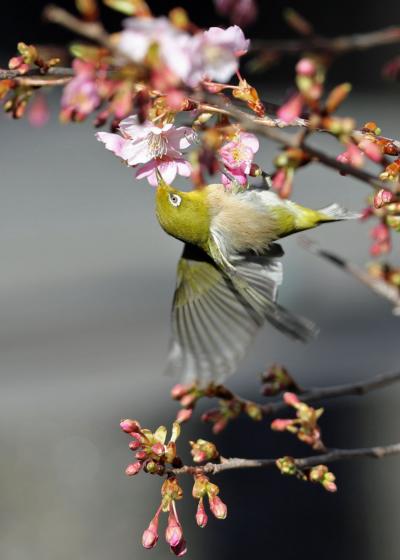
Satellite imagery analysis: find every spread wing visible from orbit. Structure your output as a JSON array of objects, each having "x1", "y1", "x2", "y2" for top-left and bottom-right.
[{"x1": 166, "y1": 243, "x2": 316, "y2": 385}]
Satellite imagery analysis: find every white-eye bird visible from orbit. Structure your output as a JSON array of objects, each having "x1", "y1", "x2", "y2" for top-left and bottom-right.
[{"x1": 155, "y1": 176, "x2": 358, "y2": 385}]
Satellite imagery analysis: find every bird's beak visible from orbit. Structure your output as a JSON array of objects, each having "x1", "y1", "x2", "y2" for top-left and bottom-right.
[{"x1": 156, "y1": 169, "x2": 169, "y2": 190}]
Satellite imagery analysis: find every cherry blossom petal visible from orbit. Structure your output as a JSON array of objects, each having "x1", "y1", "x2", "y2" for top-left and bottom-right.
[
  {"x1": 121, "y1": 138, "x2": 153, "y2": 165},
  {"x1": 203, "y1": 25, "x2": 250, "y2": 56},
  {"x1": 167, "y1": 127, "x2": 197, "y2": 151},
  {"x1": 95, "y1": 132, "x2": 128, "y2": 158},
  {"x1": 240, "y1": 132, "x2": 259, "y2": 153}
]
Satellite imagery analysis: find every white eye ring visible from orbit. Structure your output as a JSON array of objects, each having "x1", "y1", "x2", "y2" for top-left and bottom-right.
[{"x1": 168, "y1": 193, "x2": 182, "y2": 207}]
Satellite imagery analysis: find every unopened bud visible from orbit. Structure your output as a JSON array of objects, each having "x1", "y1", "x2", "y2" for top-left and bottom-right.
[
  {"x1": 374, "y1": 188, "x2": 395, "y2": 209},
  {"x1": 209, "y1": 495, "x2": 227, "y2": 519},
  {"x1": 196, "y1": 498, "x2": 208, "y2": 528},
  {"x1": 125, "y1": 462, "x2": 142, "y2": 476},
  {"x1": 120, "y1": 419, "x2": 141, "y2": 433}
]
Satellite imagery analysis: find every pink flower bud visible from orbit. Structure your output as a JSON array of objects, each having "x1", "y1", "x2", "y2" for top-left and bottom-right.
[
  {"x1": 142, "y1": 528, "x2": 158, "y2": 549},
  {"x1": 128, "y1": 438, "x2": 141, "y2": 451},
  {"x1": 296, "y1": 58, "x2": 316, "y2": 77},
  {"x1": 360, "y1": 140, "x2": 382, "y2": 163},
  {"x1": 125, "y1": 462, "x2": 142, "y2": 476},
  {"x1": 165, "y1": 521, "x2": 183, "y2": 547},
  {"x1": 283, "y1": 392, "x2": 300, "y2": 406},
  {"x1": 135, "y1": 450, "x2": 147, "y2": 461},
  {"x1": 165, "y1": 503, "x2": 184, "y2": 548},
  {"x1": 323, "y1": 481, "x2": 338, "y2": 492},
  {"x1": 271, "y1": 418, "x2": 293, "y2": 431},
  {"x1": 171, "y1": 384, "x2": 190, "y2": 400},
  {"x1": 120, "y1": 419, "x2": 141, "y2": 433},
  {"x1": 277, "y1": 93, "x2": 303, "y2": 124},
  {"x1": 151, "y1": 442, "x2": 166, "y2": 456},
  {"x1": 196, "y1": 498, "x2": 208, "y2": 528},
  {"x1": 8, "y1": 56, "x2": 24, "y2": 70},
  {"x1": 142, "y1": 510, "x2": 160, "y2": 549},
  {"x1": 176, "y1": 408, "x2": 193, "y2": 423},
  {"x1": 374, "y1": 189, "x2": 395, "y2": 209},
  {"x1": 209, "y1": 495, "x2": 227, "y2": 519}
]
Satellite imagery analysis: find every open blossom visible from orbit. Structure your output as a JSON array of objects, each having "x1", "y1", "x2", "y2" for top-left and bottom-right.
[
  {"x1": 96, "y1": 115, "x2": 195, "y2": 185},
  {"x1": 167, "y1": 25, "x2": 250, "y2": 87},
  {"x1": 60, "y1": 59, "x2": 101, "y2": 122},
  {"x1": 219, "y1": 131, "x2": 259, "y2": 187},
  {"x1": 119, "y1": 17, "x2": 249, "y2": 88},
  {"x1": 119, "y1": 16, "x2": 179, "y2": 63}
]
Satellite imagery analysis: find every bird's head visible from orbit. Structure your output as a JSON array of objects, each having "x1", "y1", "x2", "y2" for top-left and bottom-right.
[{"x1": 155, "y1": 173, "x2": 211, "y2": 246}]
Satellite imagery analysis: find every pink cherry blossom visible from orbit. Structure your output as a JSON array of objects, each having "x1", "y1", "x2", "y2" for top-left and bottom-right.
[
  {"x1": 96, "y1": 115, "x2": 195, "y2": 185},
  {"x1": 119, "y1": 16, "x2": 179, "y2": 63},
  {"x1": 60, "y1": 59, "x2": 101, "y2": 122},
  {"x1": 164, "y1": 25, "x2": 250, "y2": 87},
  {"x1": 219, "y1": 131, "x2": 259, "y2": 187}
]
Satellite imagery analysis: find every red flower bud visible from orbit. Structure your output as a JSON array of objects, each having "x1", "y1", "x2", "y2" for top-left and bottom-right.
[
  {"x1": 196, "y1": 498, "x2": 208, "y2": 528},
  {"x1": 374, "y1": 189, "x2": 395, "y2": 209},
  {"x1": 283, "y1": 392, "x2": 300, "y2": 406},
  {"x1": 209, "y1": 495, "x2": 227, "y2": 519},
  {"x1": 125, "y1": 462, "x2": 142, "y2": 476},
  {"x1": 271, "y1": 418, "x2": 293, "y2": 431},
  {"x1": 176, "y1": 408, "x2": 193, "y2": 423},
  {"x1": 120, "y1": 419, "x2": 141, "y2": 433}
]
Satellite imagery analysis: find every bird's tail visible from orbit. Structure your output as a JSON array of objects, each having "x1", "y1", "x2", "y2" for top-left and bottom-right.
[{"x1": 318, "y1": 203, "x2": 361, "y2": 222}]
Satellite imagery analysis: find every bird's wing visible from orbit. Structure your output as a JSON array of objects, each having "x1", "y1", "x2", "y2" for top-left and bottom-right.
[{"x1": 166, "y1": 243, "x2": 316, "y2": 386}]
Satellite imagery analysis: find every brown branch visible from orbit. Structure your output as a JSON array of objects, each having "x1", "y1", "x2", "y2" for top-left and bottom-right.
[
  {"x1": 202, "y1": 94, "x2": 395, "y2": 192},
  {"x1": 43, "y1": 5, "x2": 112, "y2": 49},
  {"x1": 198, "y1": 369, "x2": 400, "y2": 418},
  {"x1": 298, "y1": 237, "x2": 400, "y2": 315},
  {"x1": 252, "y1": 26, "x2": 400, "y2": 56},
  {"x1": 173, "y1": 443, "x2": 400, "y2": 475}
]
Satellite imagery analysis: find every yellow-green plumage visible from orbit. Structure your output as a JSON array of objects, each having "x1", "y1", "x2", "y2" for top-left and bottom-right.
[{"x1": 155, "y1": 178, "x2": 359, "y2": 385}]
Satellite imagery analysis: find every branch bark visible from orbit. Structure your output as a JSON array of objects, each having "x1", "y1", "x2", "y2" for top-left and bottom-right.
[
  {"x1": 172, "y1": 443, "x2": 400, "y2": 475},
  {"x1": 252, "y1": 26, "x2": 400, "y2": 56}
]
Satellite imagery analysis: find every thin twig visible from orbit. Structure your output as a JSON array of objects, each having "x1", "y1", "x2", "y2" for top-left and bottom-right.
[
  {"x1": 298, "y1": 237, "x2": 400, "y2": 315},
  {"x1": 251, "y1": 26, "x2": 400, "y2": 56},
  {"x1": 43, "y1": 4, "x2": 112, "y2": 49},
  {"x1": 172, "y1": 443, "x2": 400, "y2": 475},
  {"x1": 204, "y1": 369, "x2": 400, "y2": 416},
  {"x1": 203, "y1": 94, "x2": 395, "y2": 192}
]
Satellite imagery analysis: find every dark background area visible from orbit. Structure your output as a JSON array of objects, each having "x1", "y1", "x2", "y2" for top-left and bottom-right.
[{"x1": 1, "y1": 2, "x2": 400, "y2": 560}]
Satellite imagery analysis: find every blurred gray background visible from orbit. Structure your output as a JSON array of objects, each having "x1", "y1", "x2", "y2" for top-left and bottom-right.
[{"x1": 1, "y1": 1, "x2": 400, "y2": 559}]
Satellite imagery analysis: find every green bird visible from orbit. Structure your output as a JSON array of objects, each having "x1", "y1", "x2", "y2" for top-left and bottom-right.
[{"x1": 155, "y1": 175, "x2": 358, "y2": 385}]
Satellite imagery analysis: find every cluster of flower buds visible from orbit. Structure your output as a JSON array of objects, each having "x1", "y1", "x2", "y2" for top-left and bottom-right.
[
  {"x1": 308, "y1": 464, "x2": 337, "y2": 492},
  {"x1": 271, "y1": 393, "x2": 325, "y2": 450},
  {"x1": 260, "y1": 363, "x2": 300, "y2": 396},
  {"x1": 276, "y1": 457, "x2": 337, "y2": 492},
  {"x1": 202, "y1": 396, "x2": 263, "y2": 432},
  {"x1": 362, "y1": 189, "x2": 400, "y2": 256},
  {"x1": 120, "y1": 419, "x2": 183, "y2": 476},
  {"x1": 171, "y1": 383, "x2": 234, "y2": 423},
  {"x1": 192, "y1": 474, "x2": 228, "y2": 526},
  {"x1": 142, "y1": 477, "x2": 187, "y2": 555},
  {"x1": 171, "y1": 381, "x2": 263, "y2": 432},
  {"x1": 367, "y1": 262, "x2": 400, "y2": 294},
  {"x1": 9, "y1": 42, "x2": 60, "y2": 75},
  {"x1": 272, "y1": 148, "x2": 311, "y2": 198},
  {"x1": 190, "y1": 439, "x2": 219, "y2": 463}
]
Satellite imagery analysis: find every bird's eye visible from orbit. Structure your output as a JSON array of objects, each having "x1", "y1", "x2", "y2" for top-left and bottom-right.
[{"x1": 168, "y1": 193, "x2": 182, "y2": 208}]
